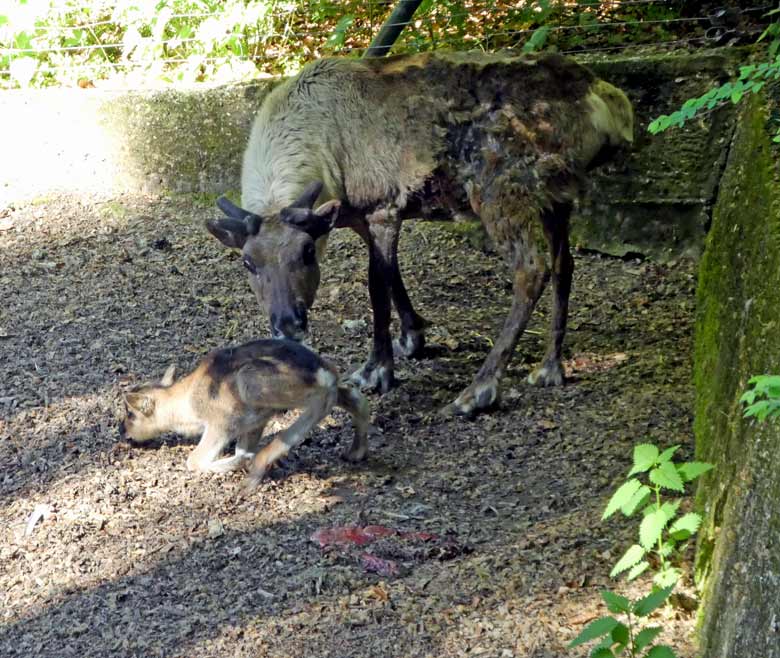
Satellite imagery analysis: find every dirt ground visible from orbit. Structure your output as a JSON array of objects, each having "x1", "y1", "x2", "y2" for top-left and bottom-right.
[{"x1": 0, "y1": 194, "x2": 699, "y2": 658}]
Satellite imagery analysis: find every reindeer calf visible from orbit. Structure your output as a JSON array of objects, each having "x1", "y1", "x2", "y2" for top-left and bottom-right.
[{"x1": 119, "y1": 339, "x2": 369, "y2": 487}]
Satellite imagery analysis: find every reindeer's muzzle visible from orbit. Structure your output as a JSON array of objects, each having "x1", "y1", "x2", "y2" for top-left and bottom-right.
[{"x1": 271, "y1": 303, "x2": 308, "y2": 342}]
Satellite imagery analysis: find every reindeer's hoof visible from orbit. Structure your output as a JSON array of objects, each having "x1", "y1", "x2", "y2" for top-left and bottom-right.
[
  {"x1": 393, "y1": 329, "x2": 425, "y2": 359},
  {"x1": 528, "y1": 361, "x2": 565, "y2": 387},
  {"x1": 350, "y1": 361, "x2": 394, "y2": 394},
  {"x1": 446, "y1": 378, "x2": 499, "y2": 417},
  {"x1": 342, "y1": 442, "x2": 368, "y2": 463}
]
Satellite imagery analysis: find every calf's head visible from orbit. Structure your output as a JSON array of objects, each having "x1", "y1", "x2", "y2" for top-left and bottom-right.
[
  {"x1": 119, "y1": 365, "x2": 177, "y2": 442},
  {"x1": 206, "y1": 182, "x2": 339, "y2": 341}
]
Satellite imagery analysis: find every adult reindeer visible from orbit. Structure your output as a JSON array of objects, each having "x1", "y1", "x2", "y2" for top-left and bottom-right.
[{"x1": 207, "y1": 51, "x2": 633, "y2": 416}]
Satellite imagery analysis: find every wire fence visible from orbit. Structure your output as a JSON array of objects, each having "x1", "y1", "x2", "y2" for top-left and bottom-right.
[{"x1": 0, "y1": 0, "x2": 775, "y2": 89}]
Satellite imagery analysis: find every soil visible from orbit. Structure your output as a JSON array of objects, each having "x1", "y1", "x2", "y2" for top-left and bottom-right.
[{"x1": 1, "y1": 193, "x2": 699, "y2": 657}]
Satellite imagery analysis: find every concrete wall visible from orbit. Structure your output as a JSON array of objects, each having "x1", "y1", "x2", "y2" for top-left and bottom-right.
[
  {"x1": 1, "y1": 81, "x2": 276, "y2": 205},
  {"x1": 1, "y1": 52, "x2": 738, "y2": 261}
]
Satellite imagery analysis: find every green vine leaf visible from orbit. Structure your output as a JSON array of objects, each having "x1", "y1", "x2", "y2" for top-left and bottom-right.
[
  {"x1": 653, "y1": 567, "x2": 681, "y2": 589},
  {"x1": 601, "y1": 590, "x2": 631, "y2": 614},
  {"x1": 677, "y1": 462, "x2": 713, "y2": 482},
  {"x1": 634, "y1": 627, "x2": 663, "y2": 653},
  {"x1": 627, "y1": 560, "x2": 650, "y2": 581},
  {"x1": 622, "y1": 484, "x2": 652, "y2": 516},
  {"x1": 669, "y1": 512, "x2": 701, "y2": 540}
]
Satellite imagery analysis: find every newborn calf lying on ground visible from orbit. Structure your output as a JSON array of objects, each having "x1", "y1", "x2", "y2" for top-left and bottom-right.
[{"x1": 119, "y1": 339, "x2": 370, "y2": 488}]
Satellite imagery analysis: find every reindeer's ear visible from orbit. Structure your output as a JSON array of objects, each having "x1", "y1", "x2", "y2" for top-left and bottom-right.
[
  {"x1": 313, "y1": 199, "x2": 340, "y2": 223},
  {"x1": 280, "y1": 202, "x2": 338, "y2": 240},
  {"x1": 206, "y1": 218, "x2": 249, "y2": 249},
  {"x1": 125, "y1": 392, "x2": 155, "y2": 417},
  {"x1": 160, "y1": 364, "x2": 177, "y2": 387},
  {"x1": 291, "y1": 181, "x2": 324, "y2": 209}
]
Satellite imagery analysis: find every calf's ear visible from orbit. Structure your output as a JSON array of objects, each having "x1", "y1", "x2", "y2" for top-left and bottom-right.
[
  {"x1": 206, "y1": 218, "x2": 249, "y2": 249},
  {"x1": 160, "y1": 364, "x2": 177, "y2": 387},
  {"x1": 125, "y1": 393, "x2": 155, "y2": 417}
]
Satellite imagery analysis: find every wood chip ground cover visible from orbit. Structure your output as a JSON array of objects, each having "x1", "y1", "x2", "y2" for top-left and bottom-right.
[{"x1": 0, "y1": 194, "x2": 698, "y2": 657}]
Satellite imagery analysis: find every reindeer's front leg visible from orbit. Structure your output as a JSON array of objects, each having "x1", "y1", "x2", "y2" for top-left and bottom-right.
[
  {"x1": 448, "y1": 246, "x2": 549, "y2": 417},
  {"x1": 350, "y1": 206, "x2": 401, "y2": 394}
]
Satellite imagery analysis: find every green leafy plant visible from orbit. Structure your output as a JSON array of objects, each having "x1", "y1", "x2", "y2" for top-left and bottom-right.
[
  {"x1": 649, "y1": 8, "x2": 780, "y2": 142},
  {"x1": 569, "y1": 587, "x2": 675, "y2": 658},
  {"x1": 569, "y1": 444, "x2": 713, "y2": 657},
  {"x1": 741, "y1": 375, "x2": 780, "y2": 421}
]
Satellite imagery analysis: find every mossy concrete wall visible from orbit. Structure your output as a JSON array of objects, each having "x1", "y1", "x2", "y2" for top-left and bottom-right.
[
  {"x1": 581, "y1": 52, "x2": 738, "y2": 261},
  {"x1": 693, "y1": 93, "x2": 780, "y2": 658}
]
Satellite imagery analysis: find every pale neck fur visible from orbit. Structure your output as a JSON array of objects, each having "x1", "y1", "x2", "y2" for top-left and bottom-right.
[{"x1": 153, "y1": 375, "x2": 203, "y2": 437}]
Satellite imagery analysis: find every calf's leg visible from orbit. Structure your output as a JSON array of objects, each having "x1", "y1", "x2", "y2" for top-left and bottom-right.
[
  {"x1": 336, "y1": 384, "x2": 370, "y2": 462},
  {"x1": 246, "y1": 388, "x2": 337, "y2": 488},
  {"x1": 389, "y1": 254, "x2": 429, "y2": 358},
  {"x1": 187, "y1": 424, "x2": 232, "y2": 472}
]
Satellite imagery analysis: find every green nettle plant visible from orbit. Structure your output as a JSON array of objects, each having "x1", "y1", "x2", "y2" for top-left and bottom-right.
[
  {"x1": 741, "y1": 375, "x2": 780, "y2": 421},
  {"x1": 569, "y1": 444, "x2": 713, "y2": 658}
]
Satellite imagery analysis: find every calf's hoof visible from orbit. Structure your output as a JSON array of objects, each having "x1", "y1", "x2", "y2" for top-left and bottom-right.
[
  {"x1": 527, "y1": 360, "x2": 565, "y2": 387},
  {"x1": 350, "y1": 361, "x2": 394, "y2": 394},
  {"x1": 393, "y1": 329, "x2": 425, "y2": 359},
  {"x1": 244, "y1": 465, "x2": 268, "y2": 491},
  {"x1": 445, "y1": 378, "x2": 499, "y2": 417}
]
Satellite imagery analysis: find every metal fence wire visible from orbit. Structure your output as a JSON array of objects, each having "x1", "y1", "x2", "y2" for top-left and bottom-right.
[{"x1": 0, "y1": 1, "x2": 776, "y2": 89}]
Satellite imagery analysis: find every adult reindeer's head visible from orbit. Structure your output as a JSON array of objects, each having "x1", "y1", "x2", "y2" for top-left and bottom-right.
[{"x1": 206, "y1": 182, "x2": 339, "y2": 341}]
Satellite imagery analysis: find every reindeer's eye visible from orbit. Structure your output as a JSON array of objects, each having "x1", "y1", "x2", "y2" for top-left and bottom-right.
[
  {"x1": 302, "y1": 243, "x2": 316, "y2": 266},
  {"x1": 242, "y1": 255, "x2": 258, "y2": 275},
  {"x1": 127, "y1": 411, "x2": 136, "y2": 421}
]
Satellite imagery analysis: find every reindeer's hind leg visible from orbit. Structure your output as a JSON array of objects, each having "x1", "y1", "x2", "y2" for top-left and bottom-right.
[
  {"x1": 528, "y1": 202, "x2": 574, "y2": 387},
  {"x1": 336, "y1": 384, "x2": 370, "y2": 462},
  {"x1": 447, "y1": 226, "x2": 548, "y2": 415}
]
